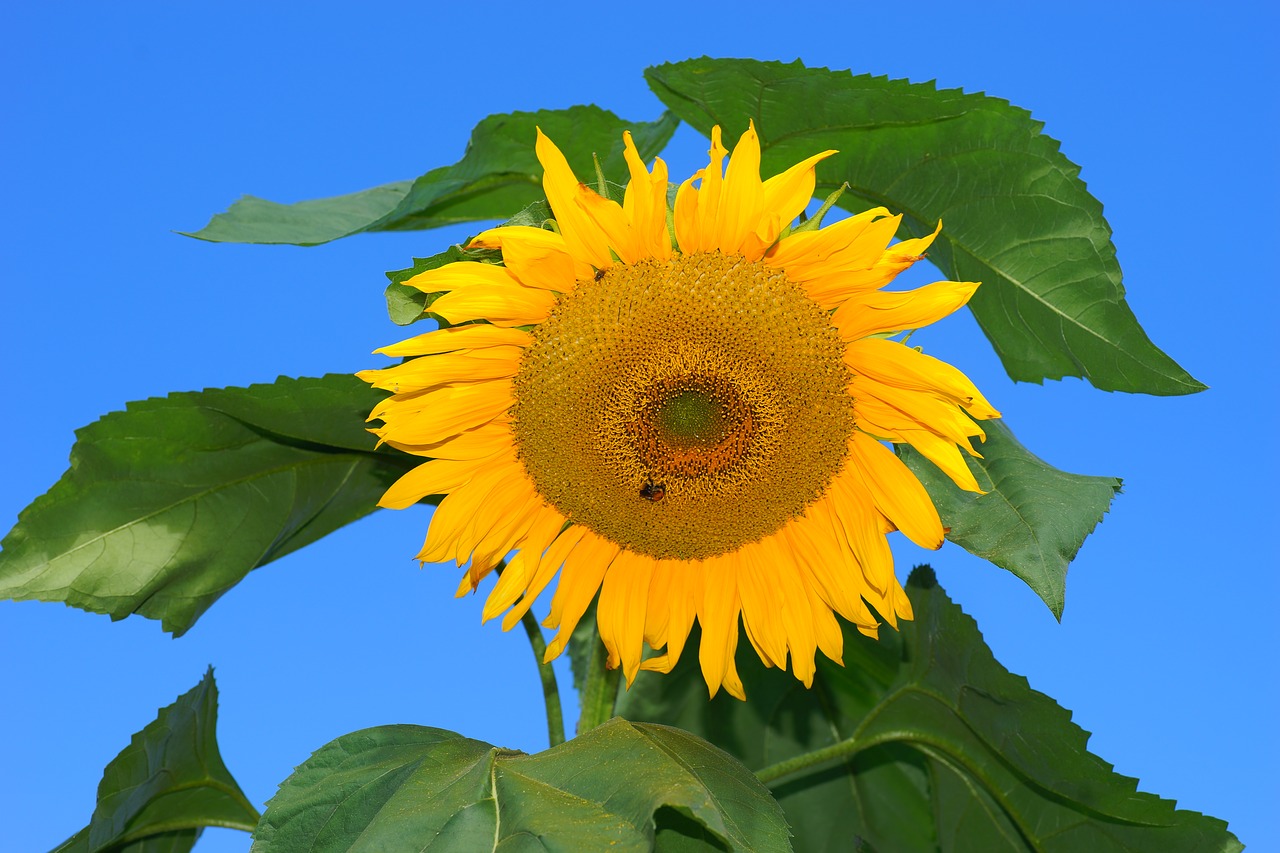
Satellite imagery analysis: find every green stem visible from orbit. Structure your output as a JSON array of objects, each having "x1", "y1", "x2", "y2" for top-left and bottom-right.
[
  {"x1": 576, "y1": 622, "x2": 621, "y2": 734},
  {"x1": 497, "y1": 561, "x2": 566, "y2": 747},
  {"x1": 755, "y1": 736, "x2": 861, "y2": 785},
  {"x1": 517, "y1": 605, "x2": 566, "y2": 747}
]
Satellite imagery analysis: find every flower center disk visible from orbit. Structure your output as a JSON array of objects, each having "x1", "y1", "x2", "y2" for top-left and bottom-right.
[{"x1": 511, "y1": 252, "x2": 854, "y2": 560}]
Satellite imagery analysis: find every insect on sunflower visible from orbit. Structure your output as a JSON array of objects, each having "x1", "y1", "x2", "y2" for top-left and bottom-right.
[{"x1": 359, "y1": 122, "x2": 998, "y2": 699}]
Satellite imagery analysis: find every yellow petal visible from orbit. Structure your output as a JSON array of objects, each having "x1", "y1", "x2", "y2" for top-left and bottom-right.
[
  {"x1": 696, "y1": 552, "x2": 740, "y2": 699},
  {"x1": 482, "y1": 506, "x2": 568, "y2": 623},
  {"x1": 460, "y1": 478, "x2": 545, "y2": 570},
  {"x1": 574, "y1": 185, "x2": 641, "y2": 264},
  {"x1": 766, "y1": 208, "x2": 895, "y2": 281},
  {"x1": 621, "y1": 131, "x2": 672, "y2": 261},
  {"x1": 720, "y1": 629, "x2": 747, "y2": 701},
  {"x1": 502, "y1": 524, "x2": 587, "y2": 631},
  {"x1": 378, "y1": 456, "x2": 492, "y2": 510},
  {"x1": 800, "y1": 220, "x2": 942, "y2": 308},
  {"x1": 672, "y1": 171, "x2": 703, "y2": 255},
  {"x1": 847, "y1": 431, "x2": 944, "y2": 550},
  {"x1": 833, "y1": 280, "x2": 979, "y2": 342},
  {"x1": 825, "y1": 473, "x2": 898, "y2": 607},
  {"x1": 851, "y1": 375, "x2": 985, "y2": 450},
  {"x1": 758, "y1": 535, "x2": 818, "y2": 688},
  {"x1": 543, "y1": 531, "x2": 621, "y2": 660},
  {"x1": 784, "y1": 514, "x2": 879, "y2": 629},
  {"x1": 679, "y1": 127, "x2": 728, "y2": 255},
  {"x1": 596, "y1": 550, "x2": 655, "y2": 684},
  {"x1": 370, "y1": 381, "x2": 512, "y2": 446},
  {"x1": 846, "y1": 337, "x2": 1000, "y2": 419},
  {"x1": 374, "y1": 325, "x2": 532, "y2": 358},
  {"x1": 897, "y1": 428, "x2": 985, "y2": 494},
  {"x1": 736, "y1": 542, "x2": 787, "y2": 669},
  {"x1": 469, "y1": 225, "x2": 593, "y2": 285},
  {"x1": 536, "y1": 128, "x2": 613, "y2": 268},
  {"x1": 800, "y1": 565, "x2": 844, "y2": 667},
  {"x1": 430, "y1": 281, "x2": 556, "y2": 327},
  {"x1": 658, "y1": 559, "x2": 696, "y2": 669},
  {"x1": 402, "y1": 260, "x2": 517, "y2": 294},
  {"x1": 758, "y1": 149, "x2": 837, "y2": 239},
  {"x1": 384, "y1": 417, "x2": 514, "y2": 460},
  {"x1": 359, "y1": 346, "x2": 523, "y2": 394},
  {"x1": 715, "y1": 121, "x2": 764, "y2": 256},
  {"x1": 416, "y1": 453, "x2": 520, "y2": 563},
  {"x1": 643, "y1": 560, "x2": 673, "y2": 649},
  {"x1": 491, "y1": 231, "x2": 579, "y2": 292}
]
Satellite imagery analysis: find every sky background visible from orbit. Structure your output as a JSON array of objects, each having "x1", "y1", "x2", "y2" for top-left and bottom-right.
[{"x1": 2, "y1": 2, "x2": 1277, "y2": 850}]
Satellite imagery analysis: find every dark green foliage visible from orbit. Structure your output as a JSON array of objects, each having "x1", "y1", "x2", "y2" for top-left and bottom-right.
[{"x1": 618, "y1": 569, "x2": 1241, "y2": 852}]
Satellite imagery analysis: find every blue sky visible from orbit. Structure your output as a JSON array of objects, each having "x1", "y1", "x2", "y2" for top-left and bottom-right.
[{"x1": 2, "y1": 2, "x2": 1277, "y2": 850}]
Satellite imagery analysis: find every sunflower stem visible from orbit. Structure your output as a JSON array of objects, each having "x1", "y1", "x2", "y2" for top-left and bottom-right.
[
  {"x1": 576, "y1": 625, "x2": 621, "y2": 734},
  {"x1": 517, "y1": 607, "x2": 567, "y2": 747},
  {"x1": 496, "y1": 561, "x2": 566, "y2": 747},
  {"x1": 755, "y1": 736, "x2": 862, "y2": 785}
]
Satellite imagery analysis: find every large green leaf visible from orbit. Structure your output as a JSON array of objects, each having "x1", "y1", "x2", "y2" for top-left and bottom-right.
[
  {"x1": 900, "y1": 419, "x2": 1122, "y2": 618},
  {"x1": 618, "y1": 567, "x2": 1241, "y2": 852},
  {"x1": 183, "y1": 107, "x2": 678, "y2": 245},
  {"x1": 51, "y1": 669, "x2": 258, "y2": 853},
  {"x1": 0, "y1": 375, "x2": 414, "y2": 635},
  {"x1": 645, "y1": 58, "x2": 1204, "y2": 396},
  {"x1": 252, "y1": 718, "x2": 790, "y2": 852}
]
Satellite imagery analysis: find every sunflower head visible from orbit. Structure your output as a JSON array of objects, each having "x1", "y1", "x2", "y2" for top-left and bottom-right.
[{"x1": 359, "y1": 121, "x2": 999, "y2": 699}]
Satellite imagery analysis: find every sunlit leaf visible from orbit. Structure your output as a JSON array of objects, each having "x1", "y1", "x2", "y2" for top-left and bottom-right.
[
  {"x1": 899, "y1": 419, "x2": 1122, "y2": 617},
  {"x1": 646, "y1": 58, "x2": 1204, "y2": 396},
  {"x1": 0, "y1": 375, "x2": 413, "y2": 635},
  {"x1": 253, "y1": 718, "x2": 790, "y2": 852},
  {"x1": 184, "y1": 107, "x2": 677, "y2": 245},
  {"x1": 51, "y1": 670, "x2": 257, "y2": 853},
  {"x1": 619, "y1": 568, "x2": 1241, "y2": 852}
]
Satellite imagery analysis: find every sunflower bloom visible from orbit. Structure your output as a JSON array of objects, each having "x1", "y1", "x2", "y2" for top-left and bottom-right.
[{"x1": 359, "y1": 123, "x2": 999, "y2": 699}]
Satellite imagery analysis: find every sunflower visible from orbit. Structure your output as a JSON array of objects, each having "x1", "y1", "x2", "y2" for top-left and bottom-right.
[{"x1": 359, "y1": 123, "x2": 998, "y2": 699}]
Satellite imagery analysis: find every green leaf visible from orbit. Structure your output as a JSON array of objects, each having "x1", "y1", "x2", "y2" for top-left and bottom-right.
[
  {"x1": 52, "y1": 669, "x2": 257, "y2": 853},
  {"x1": 0, "y1": 375, "x2": 415, "y2": 635},
  {"x1": 52, "y1": 828, "x2": 200, "y2": 853},
  {"x1": 645, "y1": 58, "x2": 1204, "y2": 396},
  {"x1": 899, "y1": 419, "x2": 1122, "y2": 618},
  {"x1": 383, "y1": 200, "x2": 551, "y2": 327},
  {"x1": 253, "y1": 718, "x2": 790, "y2": 853},
  {"x1": 618, "y1": 568, "x2": 1241, "y2": 853},
  {"x1": 184, "y1": 107, "x2": 678, "y2": 246}
]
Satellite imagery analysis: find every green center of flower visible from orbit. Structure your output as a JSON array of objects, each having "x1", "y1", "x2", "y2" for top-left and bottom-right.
[
  {"x1": 656, "y1": 389, "x2": 726, "y2": 447},
  {"x1": 511, "y1": 252, "x2": 855, "y2": 560}
]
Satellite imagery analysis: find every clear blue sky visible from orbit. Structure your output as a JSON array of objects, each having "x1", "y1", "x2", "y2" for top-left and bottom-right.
[{"x1": 2, "y1": 2, "x2": 1276, "y2": 850}]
